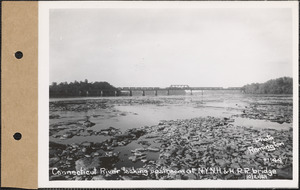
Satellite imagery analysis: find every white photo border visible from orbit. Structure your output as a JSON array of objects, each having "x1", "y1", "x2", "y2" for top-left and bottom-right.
[{"x1": 38, "y1": 1, "x2": 299, "y2": 188}]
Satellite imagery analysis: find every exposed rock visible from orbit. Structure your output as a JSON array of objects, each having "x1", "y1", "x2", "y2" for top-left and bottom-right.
[
  {"x1": 128, "y1": 156, "x2": 137, "y2": 162},
  {"x1": 49, "y1": 107, "x2": 293, "y2": 181},
  {"x1": 83, "y1": 120, "x2": 95, "y2": 128},
  {"x1": 49, "y1": 157, "x2": 60, "y2": 167},
  {"x1": 50, "y1": 114, "x2": 60, "y2": 119},
  {"x1": 81, "y1": 142, "x2": 92, "y2": 147},
  {"x1": 75, "y1": 157, "x2": 102, "y2": 171}
]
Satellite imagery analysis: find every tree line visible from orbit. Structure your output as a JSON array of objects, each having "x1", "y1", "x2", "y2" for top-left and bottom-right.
[
  {"x1": 50, "y1": 77, "x2": 293, "y2": 97},
  {"x1": 242, "y1": 77, "x2": 292, "y2": 94},
  {"x1": 50, "y1": 79, "x2": 119, "y2": 97}
]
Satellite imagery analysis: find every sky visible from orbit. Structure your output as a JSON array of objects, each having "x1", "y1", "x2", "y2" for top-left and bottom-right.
[{"x1": 50, "y1": 8, "x2": 293, "y2": 88}]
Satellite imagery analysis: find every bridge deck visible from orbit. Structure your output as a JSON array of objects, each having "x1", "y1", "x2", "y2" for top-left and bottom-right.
[{"x1": 118, "y1": 87, "x2": 242, "y2": 90}]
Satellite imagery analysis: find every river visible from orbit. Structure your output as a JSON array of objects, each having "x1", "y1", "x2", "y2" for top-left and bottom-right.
[
  {"x1": 49, "y1": 91, "x2": 293, "y2": 144},
  {"x1": 49, "y1": 91, "x2": 293, "y2": 180}
]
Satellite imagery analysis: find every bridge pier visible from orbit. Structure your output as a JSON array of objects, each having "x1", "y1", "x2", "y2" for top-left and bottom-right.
[{"x1": 115, "y1": 87, "x2": 241, "y2": 97}]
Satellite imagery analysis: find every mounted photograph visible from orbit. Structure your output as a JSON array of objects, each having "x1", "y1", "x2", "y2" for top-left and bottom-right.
[{"x1": 38, "y1": 1, "x2": 298, "y2": 188}]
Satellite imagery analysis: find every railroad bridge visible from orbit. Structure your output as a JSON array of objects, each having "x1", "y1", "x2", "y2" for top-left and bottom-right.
[
  {"x1": 116, "y1": 85, "x2": 242, "y2": 96},
  {"x1": 80, "y1": 85, "x2": 242, "y2": 97}
]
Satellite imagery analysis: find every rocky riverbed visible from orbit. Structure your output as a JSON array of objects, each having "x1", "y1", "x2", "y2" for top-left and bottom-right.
[
  {"x1": 49, "y1": 95, "x2": 293, "y2": 180},
  {"x1": 235, "y1": 102, "x2": 292, "y2": 124},
  {"x1": 49, "y1": 117, "x2": 293, "y2": 180}
]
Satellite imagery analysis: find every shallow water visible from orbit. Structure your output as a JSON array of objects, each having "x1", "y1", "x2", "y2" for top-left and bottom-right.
[
  {"x1": 50, "y1": 92, "x2": 293, "y2": 143},
  {"x1": 233, "y1": 117, "x2": 291, "y2": 130},
  {"x1": 49, "y1": 92, "x2": 293, "y2": 173}
]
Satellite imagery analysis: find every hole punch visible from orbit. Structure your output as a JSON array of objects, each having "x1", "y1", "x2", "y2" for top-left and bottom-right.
[
  {"x1": 13, "y1": 132, "x2": 22, "y2": 140},
  {"x1": 15, "y1": 51, "x2": 23, "y2": 59}
]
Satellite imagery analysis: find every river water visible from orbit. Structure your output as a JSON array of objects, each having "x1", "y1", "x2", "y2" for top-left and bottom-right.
[
  {"x1": 50, "y1": 91, "x2": 293, "y2": 145},
  {"x1": 49, "y1": 91, "x2": 293, "y2": 172}
]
